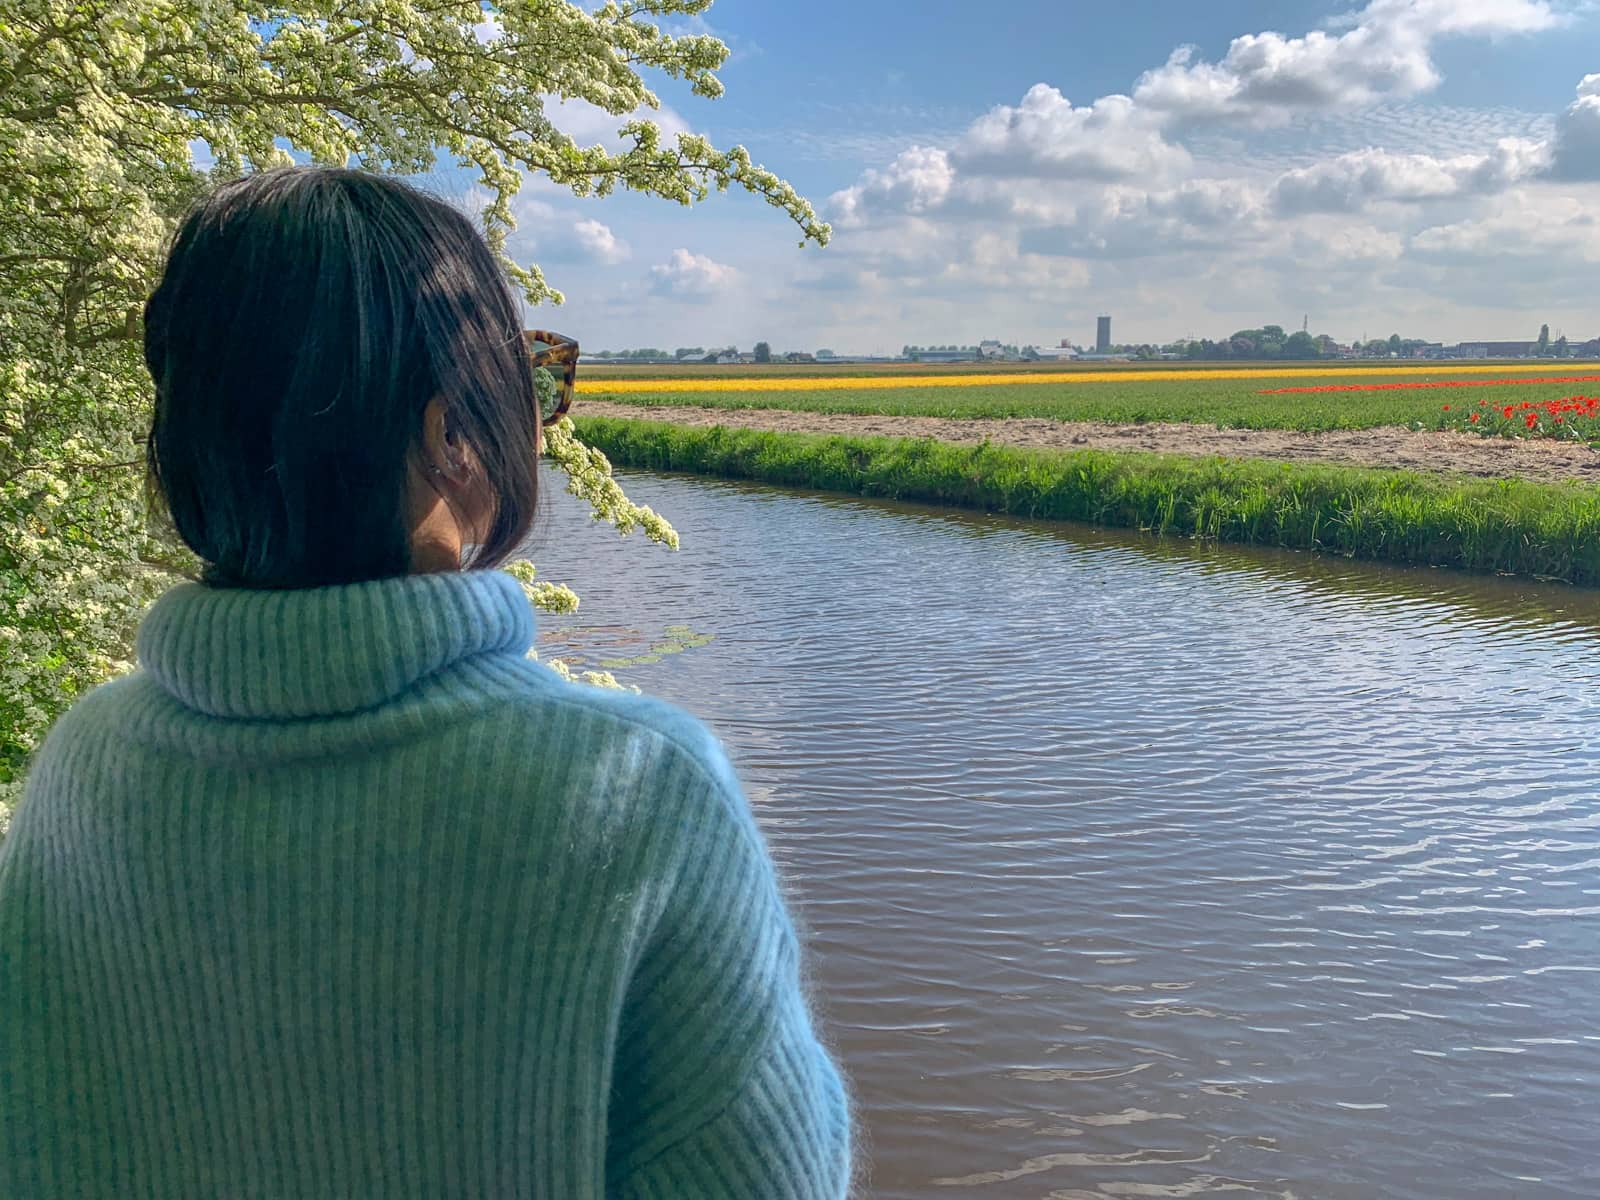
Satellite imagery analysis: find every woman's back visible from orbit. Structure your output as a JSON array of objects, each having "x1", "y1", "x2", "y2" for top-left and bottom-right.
[{"x1": 0, "y1": 530, "x2": 849, "y2": 1197}]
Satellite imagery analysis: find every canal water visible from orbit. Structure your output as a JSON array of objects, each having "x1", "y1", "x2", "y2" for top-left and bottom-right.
[{"x1": 528, "y1": 468, "x2": 1600, "y2": 1199}]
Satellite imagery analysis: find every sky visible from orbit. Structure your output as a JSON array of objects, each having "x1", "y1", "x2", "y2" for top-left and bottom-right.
[{"x1": 474, "y1": 0, "x2": 1600, "y2": 354}]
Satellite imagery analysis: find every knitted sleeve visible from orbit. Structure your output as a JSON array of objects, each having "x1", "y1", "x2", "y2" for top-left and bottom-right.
[{"x1": 605, "y1": 731, "x2": 852, "y2": 1200}]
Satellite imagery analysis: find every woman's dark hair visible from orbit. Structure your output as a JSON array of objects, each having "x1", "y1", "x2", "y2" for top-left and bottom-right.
[{"x1": 144, "y1": 167, "x2": 539, "y2": 588}]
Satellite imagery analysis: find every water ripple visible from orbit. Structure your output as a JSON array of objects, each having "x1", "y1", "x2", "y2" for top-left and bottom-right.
[{"x1": 531, "y1": 469, "x2": 1600, "y2": 1200}]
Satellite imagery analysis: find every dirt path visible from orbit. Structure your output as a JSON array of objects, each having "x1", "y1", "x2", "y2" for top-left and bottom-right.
[{"x1": 578, "y1": 401, "x2": 1600, "y2": 486}]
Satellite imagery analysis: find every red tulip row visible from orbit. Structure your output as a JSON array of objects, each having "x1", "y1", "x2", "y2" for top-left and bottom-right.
[
  {"x1": 1261, "y1": 375, "x2": 1600, "y2": 395},
  {"x1": 1438, "y1": 395, "x2": 1600, "y2": 439}
]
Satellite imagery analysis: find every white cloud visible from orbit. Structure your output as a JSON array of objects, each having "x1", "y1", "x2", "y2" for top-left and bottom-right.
[
  {"x1": 1018, "y1": 180, "x2": 1269, "y2": 259},
  {"x1": 494, "y1": 190, "x2": 561, "y2": 262},
  {"x1": 469, "y1": 20, "x2": 697, "y2": 156},
  {"x1": 508, "y1": 191, "x2": 558, "y2": 226},
  {"x1": 823, "y1": 0, "x2": 1583, "y2": 241},
  {"x1": 952, "y1": 86, "x2": 1190, "y2": 180},
  {"x1": 1147, "y1": 178, "x2": 1267, "y2": 227},
  {"x1": 1183, "y1": 103, "x2": 1555, "y2": 178},
  {"x1": 1549, "y1": 73, "x2": 1600, "y2": 180},
  {"x1": 1134, "y1": 33, "x2": 1432, "y2": 123},
  {"x1": 823, "y1": 0, "x2": 1590, "y2": 273},
  {"x1": 828, "y1": 0, "x2": 1575, "y2": 233},
  {"x1": 1270, "y1": 139, "x2": 1549, "y2": 213},
  {"x1": 1133, "y1": 0, "x2": 1561, "y2": 126},
  {"x1": 569, "y1": 4, "x2": 1597, "y2": 350},
  {"x1": 1353, "y1": 0, "x2": 1563, "y2": 38},
  {"x1": 1399, "y1": 188, "x2": 1600, "y2": 309},
  {"x1": 1288, "y1": 221, "x2": 1407, "y2": 264},
  {"x1": 492, "y1": 195, "x2": 634, "y2": 273},
  {"x1": 571, "y1": 218, "x2": 630, "y2": 264},
  {"x1": 543, "y1": 97, "x2": 696, "y2": 154},
  {"x1": 1409, "y1": 190, "x2": 1600, "y2": 263},
  {"x1": 828, "y1": 146, "x2": 955, "y2": 228},
  {"x1": 826, "y1": 89, "x2": 1195, "y2": 229},
  {"x1": 471, "y1": 13, "x2": 501, "y2": 44},
  {"x1": 649, "y1": 248, "x2": 739, "y2": 298}
]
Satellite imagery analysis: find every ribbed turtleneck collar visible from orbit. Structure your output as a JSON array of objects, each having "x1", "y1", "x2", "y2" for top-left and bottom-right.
[{"x1": 136, "y1": 569, "x2": 535, "y2": 720}]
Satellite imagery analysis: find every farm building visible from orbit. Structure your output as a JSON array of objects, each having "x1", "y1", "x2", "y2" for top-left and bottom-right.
[{"x1": 1455, "y1": 340, "x2": 1538, "y2": 358}]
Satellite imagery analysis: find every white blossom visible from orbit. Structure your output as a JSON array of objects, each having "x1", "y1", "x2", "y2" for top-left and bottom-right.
[{"x1": 1, "y1": 0, "x2": 822, "y2": 827}]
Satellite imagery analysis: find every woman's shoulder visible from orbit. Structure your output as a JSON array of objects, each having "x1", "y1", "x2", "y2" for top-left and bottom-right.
[
  {"x1": 475, "y1": 658, "x2": 770, "y2": 871},
  {"x1": 483, "y1": 656, "x2": 744, "y2": 810}
]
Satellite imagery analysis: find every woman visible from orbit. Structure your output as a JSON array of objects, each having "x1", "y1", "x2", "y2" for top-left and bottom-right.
[{"x1": 0, "y1": 168, "x2": 852, "y2": 1198}]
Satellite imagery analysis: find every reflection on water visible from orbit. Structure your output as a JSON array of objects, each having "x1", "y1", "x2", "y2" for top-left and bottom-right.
[{"x1": 528, "y1": 468, "x2": 1600, "y2": 1200}]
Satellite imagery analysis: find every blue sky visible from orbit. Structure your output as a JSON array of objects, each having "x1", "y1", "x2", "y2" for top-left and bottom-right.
[{"x1": 487, "y1": 0, "x2": 1600, "y2": 353}]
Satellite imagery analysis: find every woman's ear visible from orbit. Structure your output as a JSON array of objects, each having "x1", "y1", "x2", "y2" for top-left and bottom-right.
[
  {"x1": 416, "y1": 396, "x2": 493, "y2": 549},
  {"x1": 421, "y1": 397, "x2": 468, "y2": 481}
]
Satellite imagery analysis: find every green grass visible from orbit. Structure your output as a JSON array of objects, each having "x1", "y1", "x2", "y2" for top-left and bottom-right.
[
  {"x1": 572, "y1": 416, "x2": 1600, "y2": 586},
  {"x1": 580, "y1": 367, "x2": 1600, "y2": 433}
]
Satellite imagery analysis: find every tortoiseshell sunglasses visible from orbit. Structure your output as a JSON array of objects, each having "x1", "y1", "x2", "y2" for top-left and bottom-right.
[{"x1": 525, "y1": 330, "x2": 580, "y2": 427}]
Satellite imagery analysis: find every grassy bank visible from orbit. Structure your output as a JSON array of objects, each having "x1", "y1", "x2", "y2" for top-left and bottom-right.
[{"x1": 571, "y1": 416, "x2": 1600, "y2": 585}]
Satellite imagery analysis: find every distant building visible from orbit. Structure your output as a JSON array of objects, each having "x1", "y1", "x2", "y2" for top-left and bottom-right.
[
  {"x1": 978, "y1": 339, "x2": 1005, "y2": 359},
  {"x1": 1026, "y1": 345, "x2": 1079, "y2": 361},
  {"x1": 912, "y1": 348, "x2": 978, "y2": 363},
  {"x1": 1455, "y1": 340, "x2": 1537, "y2": 358},
  {"x1": 782, "y1": 351, "x2": 816, "y2": 363},
  {"x1": 1096, "y1": 315, "x2": 1112, "y2": 354}
]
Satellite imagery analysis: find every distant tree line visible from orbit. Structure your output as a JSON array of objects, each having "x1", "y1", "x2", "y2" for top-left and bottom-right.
[
  {"x1": 590, "y1": 342, "x2": 778, "y2": 362},
  {"x1": 591, "y1": 324, "x2": 1588, "y2": 365},
  {"x1": 1170, "y1": 326, "x2": 1422, "y2": 361},
  {"x1": 903, "y1": 343, "x2": 1021, "y2": 357}
]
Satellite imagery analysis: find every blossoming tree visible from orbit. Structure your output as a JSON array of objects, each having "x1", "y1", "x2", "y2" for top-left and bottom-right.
[{"x1": 0, "y1": 0, "x2": 829, "y2": 823}]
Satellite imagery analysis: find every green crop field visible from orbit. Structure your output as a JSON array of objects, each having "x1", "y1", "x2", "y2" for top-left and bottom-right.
[
  {"x1": 579, "y1": 359, "x2": 1391, "y2": 380},
  {"x1": 578, "y1": 364, "x2": 1600, "y2": 434}
]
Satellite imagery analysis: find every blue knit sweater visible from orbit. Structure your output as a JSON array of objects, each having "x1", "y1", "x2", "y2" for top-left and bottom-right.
[{"x1": 0, "y1": 569, "x2": 851, "y2": 1198}]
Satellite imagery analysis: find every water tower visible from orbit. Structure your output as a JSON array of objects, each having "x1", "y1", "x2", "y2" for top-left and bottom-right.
[{"x1": 1096, "y1": 315, "x2": 1111, "y2": 354}]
